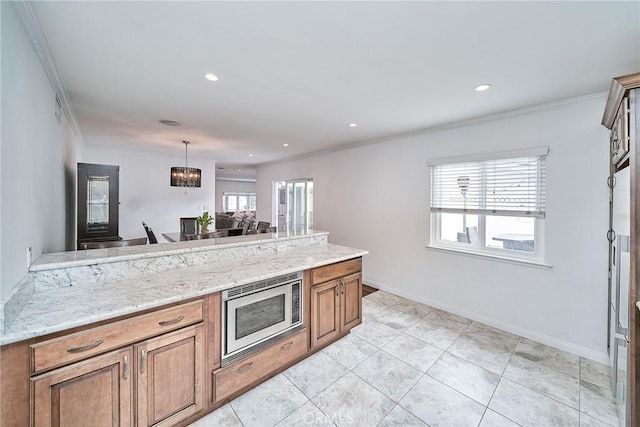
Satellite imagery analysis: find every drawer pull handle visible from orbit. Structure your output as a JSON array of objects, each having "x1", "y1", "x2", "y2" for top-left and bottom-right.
[
  {"x1": 66, "y1": 339, "x2": 104, "y2": 353},
  {"x1": 236, "y1": 362, "x2": 254, "y2": 374},
  {"x1": 158, "y1": 315, "x2": 184, "y2": 326},
  {"x1": 140, "y1": 350, "x2": 146, "y2": 374},
  {"x1": 280, "y1": 342, "x2": 294, "y2": 351},
  {"x1": 123, "y1": 355, "x2": 129, "y2": 380}
]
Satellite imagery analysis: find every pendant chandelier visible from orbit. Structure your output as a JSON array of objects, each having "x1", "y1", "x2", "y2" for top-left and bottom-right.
[{"x1": 170, "y1": 140, "x2": 201, "y2": 190}]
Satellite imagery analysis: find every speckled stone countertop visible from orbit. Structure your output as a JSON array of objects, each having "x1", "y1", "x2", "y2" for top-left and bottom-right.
[
  {"x1": 1, "y1": 243, "x2": 367, "y2": 346},
  {"x1": 30, "y1": 230, "x2": 329, "y2": 271}
]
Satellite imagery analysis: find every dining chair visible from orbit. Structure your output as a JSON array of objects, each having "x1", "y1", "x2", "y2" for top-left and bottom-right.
[
  {"x1": 180, "y1": 217, "x2": 199, "y2": 235},
  {"x1": 142, "y1": 222, "x2": 158, "y2": 244},
  {"x1": 241, "y1": 219, "x2": 254, "y2": 235},
  {"x1": 231, "y1": 218, "x2": 243, "y2": 228},
  {"x1": 256, "y1": 221, "x2": 271, "y2": 230}
]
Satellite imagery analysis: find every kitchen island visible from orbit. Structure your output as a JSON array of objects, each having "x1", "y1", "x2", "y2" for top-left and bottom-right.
[{"x1": 1, "y1": 230, "x2": 367, "y2": 426}]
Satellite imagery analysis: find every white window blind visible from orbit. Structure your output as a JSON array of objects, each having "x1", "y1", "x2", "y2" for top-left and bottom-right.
[{"x1": 430, "y1": 152, "x2": 547, "y2": 218}]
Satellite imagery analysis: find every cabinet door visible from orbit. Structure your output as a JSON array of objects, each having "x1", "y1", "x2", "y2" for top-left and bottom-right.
[
  {"x1": 31, "y1": 347, "x2": 132, "y2": 427},
  {"x1": 135, "y1": 324, "x2": 204, "y2": 427},
  {"x1": 340, "y1": 272, "x2": 362, "y2": 331},
  {"x1": 310, "y1": 280, "x2": 340, "y2": 349}
]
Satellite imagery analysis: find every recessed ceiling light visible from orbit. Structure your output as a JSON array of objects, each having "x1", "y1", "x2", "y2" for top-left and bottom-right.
[
  {"x1": 348, "y1": 123, "x2": 357, "y2": 127},
  {"x1": 475, "y1": 84, "x2": 491, "y2": 92},
  {"x1": 249, "y1": 153, "x2": 253, "y2": 157},
  {"x1": 283, "y1": 143, "x2": 289, "y2": 147},
  {"x1": 238, "y1": 169, "x2": 242, "y2": 172},
  {"x1": 204, "y1": 73, "x2": 218, "y2": 82},
  {"x1": 159, "y1": 120, "x2": 182, "y2": 126}
]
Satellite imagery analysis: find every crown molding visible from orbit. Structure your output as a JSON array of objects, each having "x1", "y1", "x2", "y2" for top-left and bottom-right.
[
  {"x1": 257, "y1": 91, "x2": 608, "y2": 169},
  {"x1": 14, "y1": 1, "x2": 85, "y2": 147}
]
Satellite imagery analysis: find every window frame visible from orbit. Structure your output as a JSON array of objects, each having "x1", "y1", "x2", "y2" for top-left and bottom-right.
[
  {"x1": 222, "y1": 192, "x2": 256, "y2": 212},
  {"x1": 427, "y1": 147, "x2": 548, "y2": 264}
]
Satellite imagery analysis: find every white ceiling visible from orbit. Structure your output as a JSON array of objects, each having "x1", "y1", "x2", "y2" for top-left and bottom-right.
[{"x1": 32, "y1": 1, "x2": 640, "y2": 180}]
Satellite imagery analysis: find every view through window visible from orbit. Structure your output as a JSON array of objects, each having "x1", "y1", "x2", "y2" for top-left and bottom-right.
[
  {"x1": 222, "y1": 192, "x2": 256, "y2": 212},
  {"x1": 430, "y1": 148, "x2": 547, "y2": 260}
]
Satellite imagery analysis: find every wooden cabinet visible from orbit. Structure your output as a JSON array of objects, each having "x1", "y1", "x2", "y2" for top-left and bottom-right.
[
  {"x1": 310, "y1": 280, "x2": 341, "y2": 348},
  {"x1": 31, "y1": 347, "x2": 133, "y2": 427},
  {"x1": 77, "y1": 162, "x2": 120, "y2": 247},
  {"x1": 29, "y1": 300, "x2": 206, "y2": 427},
  {"x1": 3, "y1": 260, "x2": 365, "y2": 426},
  {"x1": 310, "y1": 259, "x2": 362, "y2": 349},
  {"x1": 213, "y1": 330, "x2": 307, "y2": 402},
  {"x1": 135, "y1": 325, "x2": 204, "y2": 427},
  {"x1": 611, "y1": 96, "x2": 631, "y2": 168},
  {"x1": 30, "y1": 300, "x2": 203, "y2": 374}
]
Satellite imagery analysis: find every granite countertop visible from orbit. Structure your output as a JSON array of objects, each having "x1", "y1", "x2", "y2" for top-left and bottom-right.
[
  {"x1": 2, "y1": 243, "x2": 367, "y2": 346},
  {"x1": 31, "y1": 230, "x2": 329, "y2": 271}
]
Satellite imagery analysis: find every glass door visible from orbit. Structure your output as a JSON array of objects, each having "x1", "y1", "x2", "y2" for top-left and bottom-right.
[{"x1": 275, "y1": 179, "x2": 313, "y2": 232}]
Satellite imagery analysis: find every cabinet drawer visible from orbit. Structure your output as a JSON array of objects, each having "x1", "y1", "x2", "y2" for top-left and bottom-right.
[
  {"x1": 214, "y1": 331, "x2": 307, "y2": 402},
  {"x1": 31, "y1": 299, "x2": 203, "y2": 374},
  {"x1": 312, "y1": 258, "x2": 361, "y2": 284}
]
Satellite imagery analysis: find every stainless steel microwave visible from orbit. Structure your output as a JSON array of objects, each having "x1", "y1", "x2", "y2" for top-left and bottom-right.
[{"x1": 222, "y1": 272, "x2": 302, "y2": 364}]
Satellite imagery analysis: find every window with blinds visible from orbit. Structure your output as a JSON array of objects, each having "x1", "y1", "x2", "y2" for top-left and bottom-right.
[{"x1": 428, "y1": 148, "x2": 548, "y2": 261}]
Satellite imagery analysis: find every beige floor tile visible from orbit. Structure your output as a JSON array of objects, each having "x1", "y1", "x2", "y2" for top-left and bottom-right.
[
  {"x1": 284, "y1": 351, "x2": 348, "y2": 398},
  {"x1": 580, "y1": 379, "x2": 621, "y2": 426},
  {"x1": 352, "y1": 350, "x2": 423, "y2": 401},
  {"x1": 479, "y1": 409, "x2": 521, "y2": 427},
  {"x1": 382, "y1": 333, "x2": 444, "y2": 372},
  {"x1": 188, "y1": 404, "x2": 242, "y2": 427},
  {"x1": 514, "y1": 338, "x2": 579, "y2": 377},
  {"x1": 428, "y1": 352, "x2": 500, "y2": 405},
  {"x1": 503, "y1": 353, "x2": 580, "y2": 409},
  {"x1": 447, "y1": 322, "x2": 518, "y2": 375},
  {"x1": 351, "y1": 319, "x2": 401, "y2": 348},
  {"x1": 230, "y1": 374, "x2": 308, "y2": 427},
  {"x1": 312, "y1": 372, "x2": 395, "y2": 427},
  {"x1": 488, "y1": 378, "x2": 579, "y2": 426},
  {"x1": 378, "y1": 405, "x2": 428, "y2": 426},
  {"x1": 322, "y1": 333, "x2": 378, "y2": 370},
  {"x1": 400, "y1": 375, "x2": 485, "y2": 426}
]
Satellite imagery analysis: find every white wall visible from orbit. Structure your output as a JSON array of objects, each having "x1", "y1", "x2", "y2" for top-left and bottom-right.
[
  {"x1": 215, "y1": 179, "x2": 256, "y2": 212},
  {"x1": 257, "y1": 96, "x2": 610, "y2": 361},
  {"x1": 80, "y1": 148, "x2": 216, "y2": 242},
  {"x1": 1, "y1": 2, "x2": 79, "y2": 300}
]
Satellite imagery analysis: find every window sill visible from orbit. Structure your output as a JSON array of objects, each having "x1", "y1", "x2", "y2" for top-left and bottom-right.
[{"x1": 425, "y1": 245, "x2": 553, "y2": 269}]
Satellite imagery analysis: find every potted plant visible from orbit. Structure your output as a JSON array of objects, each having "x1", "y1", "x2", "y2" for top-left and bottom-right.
[{"x1": 197, "y1": 211, "x2": 213, "y2": 233}]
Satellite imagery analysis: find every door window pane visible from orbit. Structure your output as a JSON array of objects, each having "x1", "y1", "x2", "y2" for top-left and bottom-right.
[
  {"x1": 277, "y1": 179, "x2": 314, "y2": 232},
  {"x1": 87, "y1": 176, "x2": 109, "y2": 232}
]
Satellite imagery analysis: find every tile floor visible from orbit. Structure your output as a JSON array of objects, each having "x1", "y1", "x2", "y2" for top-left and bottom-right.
[{"x1": 190, "y1": 291, "x2": 621, "y2": 427}]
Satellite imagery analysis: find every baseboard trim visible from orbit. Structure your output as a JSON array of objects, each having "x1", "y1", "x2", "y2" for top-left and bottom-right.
[{"x1": 364, "y1": 279, "x2": 609, "y2": 365}]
